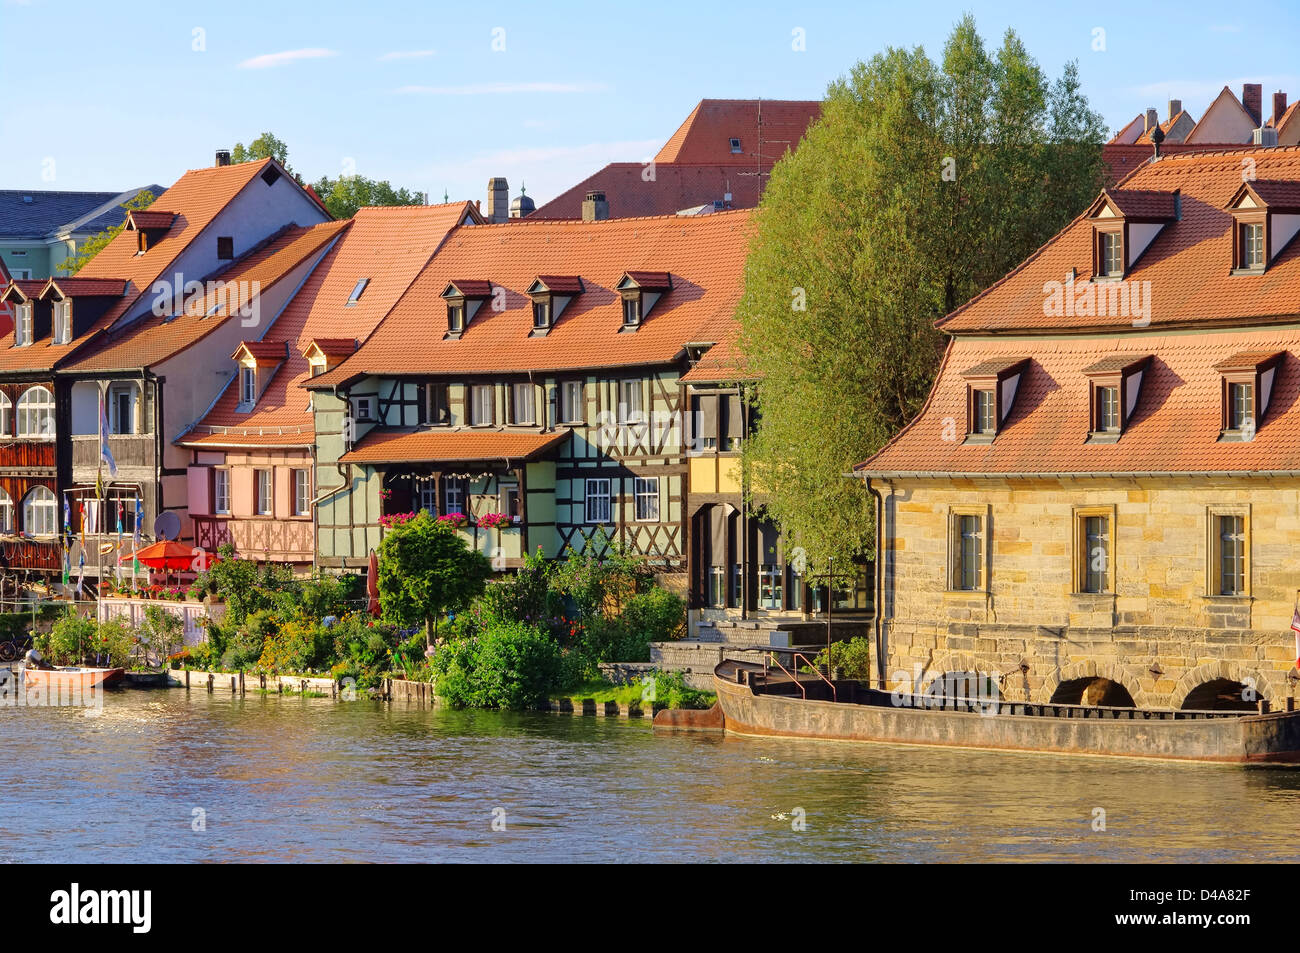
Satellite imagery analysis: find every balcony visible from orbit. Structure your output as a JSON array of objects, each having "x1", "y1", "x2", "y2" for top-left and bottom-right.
[
  {"x1": 193, "y1": 516, "x2": 314, "y2": 563},
  {"x1": 0, "y1": 536, "x2": 63, "y2": 571},
  {"x1": 71, "y1": 434, "x2": 155, "y2": 473}
]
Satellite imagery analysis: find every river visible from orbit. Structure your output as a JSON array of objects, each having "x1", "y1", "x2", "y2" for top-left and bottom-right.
[{"x1": 2, "y1": 686, "x2": 1299, "y2": 863}]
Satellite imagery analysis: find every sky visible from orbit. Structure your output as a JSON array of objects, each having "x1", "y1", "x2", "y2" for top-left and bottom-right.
[{"x1": 3, "y1": 0, "x2": 1300, "y2": 208}]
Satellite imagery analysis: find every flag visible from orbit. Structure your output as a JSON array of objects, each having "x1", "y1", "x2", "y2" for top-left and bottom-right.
[
  {"x1": 98, "y1": 388, "x2": 117, "y2": 477},
  {"x1": 1291, "y1": 604, "x2": 1300, "y2": 668},
  {"x1": 133, "y1": 497, "x2": 143, "y2": 592},
  {"x1": 61, "y1": 544, "x2": 69, "y2": 586},
  {"x1": 78, "y1": 501, "x2": 85, "y2": 546},
  {"x1": 63, "y1": 496, "x2": 70, "y2": 536},
  {"x1": 75, "y1": 551, "x2": 85, "y2": 596}
]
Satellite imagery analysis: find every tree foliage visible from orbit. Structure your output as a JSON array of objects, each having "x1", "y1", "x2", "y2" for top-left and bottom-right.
[
  {"x1": 58, "y1": 190, "x2": 156, "y2": 275},
  {"x1": 311, "y1": 175, "x2": 425, "y2": 220},
  {"x1": 231, "y1": 132, "x2": 292, "y2": 171},
  {"x1": 376, "y1": 512, "x2": 491, "y2": 644},
  {"x1": 739, "y1": 16, "x2": 1106, "y2": 570}
]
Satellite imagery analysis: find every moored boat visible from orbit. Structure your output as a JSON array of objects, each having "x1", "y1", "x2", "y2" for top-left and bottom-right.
[
  {"x1": 23, "y1": 666, "x2": 124, "y2": 692},
  {"x1": 712, "y1": 658, "x2": 1300, "y2": 764}
]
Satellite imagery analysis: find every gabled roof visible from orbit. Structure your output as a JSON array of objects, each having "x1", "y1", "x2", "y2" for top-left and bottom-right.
[
  {"x1": 1089, "y1": 187, "x2": 1178, "y2": 220},
  {"x1": 308, "y1": 208, "x2": 754, "y2": 387},
  {"x1": 234, "y1": 340, "x2": 289, "y2": 364},
  {"x1": 530, "y1": 275, "x2": 584, "y2": 294},
  {"x1": 1185, "y1": 86, "x2": 1259, "y2": 144},
  {"x1": 1228, "y1": 179, "x2": 1300, "y2": 211},
  {"x1": 1135, "y1": 111, "x2": 1192, "y2": 145},
  {"x1": 654, "y1": 99, "x2": 821, "y2": 166},
  {"x1": 180, "y1": 203, "x2": 476, "y2": 449},
  {"x1": 940, "y1": 146, "x2": 1300, "y2": 334},
  {"x1": 442, "y1": 279, "x2": 493, "y2": 297},
  {"x1": 125, "y1": 209, "x2": 176, "y2": 231},
  {"x1": 2, "y1": 280, "x2": 50, "y2": 303},
  {"x1": 338, "y1": 428, "x2": 569, "y2": 465},
  {"x1": 42, "y1": 277, "x2": 127, "y2": 298},
  {"x1": 60, "y1": 221, "x2": 347, "y2": 373}
]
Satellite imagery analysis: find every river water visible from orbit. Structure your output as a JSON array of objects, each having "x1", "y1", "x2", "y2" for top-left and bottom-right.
[{"x1": 2, "y1": 686, "x2": 1299, "y2": 863}]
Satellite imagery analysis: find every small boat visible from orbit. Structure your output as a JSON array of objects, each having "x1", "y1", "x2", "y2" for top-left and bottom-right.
[
  {"x1": 23, "y1": 666, "x2": 124, "y2": 692},
  {"x1": 711, "y1": 656, "x2": 1300, "y2": 765}
]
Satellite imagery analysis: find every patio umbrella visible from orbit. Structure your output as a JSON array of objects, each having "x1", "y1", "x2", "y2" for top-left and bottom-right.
[
  {"x1": 117, "y1": 540, "x2": 195, "y2": 571},
  {"x1": 367, "y1": 549, "x2": 381, "y2": 617}
]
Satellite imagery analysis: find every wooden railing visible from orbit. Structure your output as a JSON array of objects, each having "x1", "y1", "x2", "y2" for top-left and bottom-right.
[
  {"x1": 0, "y1": 537, "x2": 63, "y2": 570},
  {"x1": 0, "y1": 441, "x2": 55, "y2": 469},
  {"x1": 192, "y1": 516, "x2": 313, "y2": 562}
]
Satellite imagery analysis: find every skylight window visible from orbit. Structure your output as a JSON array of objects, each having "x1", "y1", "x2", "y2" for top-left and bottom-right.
[
  {"x1": 347, "y1": 278, "x2": 370, "y2": 306},
  {"x1": 729, "y1": 138, "x2": 742, "y2": 154}
]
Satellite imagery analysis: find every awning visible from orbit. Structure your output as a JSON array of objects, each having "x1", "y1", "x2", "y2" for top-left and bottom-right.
[{"x1": 339, "y1": 428, "x2": 569, "y2": 465}]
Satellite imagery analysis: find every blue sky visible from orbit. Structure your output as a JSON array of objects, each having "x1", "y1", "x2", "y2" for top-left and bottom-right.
[{"x1": 3, "y1": 0, "x2": 1299, "y2": 207}]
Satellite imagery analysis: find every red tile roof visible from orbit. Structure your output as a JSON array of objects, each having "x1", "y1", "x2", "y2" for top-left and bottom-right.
[
  {"x1": 679, "y1": 312, "x2": 752, "y2": 383},
  {"x1": 532, "y1": 100, "x2": 820, "y2": 219},
  {"x1": 234, "y1": 340, "x2": 289, "y2": 363},
  {"x1": 1097, "y1": 187, "x2": 1178, "y2": 219},
  {"x1": 1, "y1": 280, "x2": 47, "y2": 303},
  {"x1": 181, "y1": 203, "x2": 474, "y2": 449},
  {"x1": 43, "y1": 277, "x2": 127, "y2": 298},
  {"x1": 1134, "y1": 112, "x2": 1190, "y2": 145},
  {"x1": 940, "y1": 146, "x2": 1300, "y2": 335},
  {"x1": 125, "y1": 210, "x2": 175, "y2": 230},
  {"x1": 858, "y1": 330, "x2": 1300, "y2": 476},
  {"x1": 304, "y1": 337, "x2": 357, "y2": 358},
  {"x1": 338, "y1": 428, "x2": 568, "y2": 464},
  {"x1": 60, "y1": 221, "x2": 347, "y2": 373},
  {"x1": 1101, "y1": 142, "x2": 1259, "y2": 185},
  {"x1": 533, "y1": 275, "x2": 584, "y2": 293},
  {"x1": 1239, "y1": 179, "x2": 1300, "y2": 209},
  {"x1": 309, "y1": 209, "x2": 754, "y2": 386},
  {"x1": 0, "y1": 159, "x2": 299, "y2": 374}
]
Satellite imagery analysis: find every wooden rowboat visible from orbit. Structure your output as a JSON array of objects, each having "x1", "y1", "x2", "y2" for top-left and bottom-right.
[{"x1": 23, "y1": 666, "x2": 124, "y2": 692}]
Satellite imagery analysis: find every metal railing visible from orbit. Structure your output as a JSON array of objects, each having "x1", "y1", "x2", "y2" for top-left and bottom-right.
[{"x1": 764, "y1": 650, "x2": 836, "y2": 703}]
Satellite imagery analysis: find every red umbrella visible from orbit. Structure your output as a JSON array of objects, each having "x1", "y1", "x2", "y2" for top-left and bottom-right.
[
  {"x1": 117, "y1": 540, "x2": 197, "y2": 571},
  {"x1": 367, "y1": 549, "x2": 381, "y2": 617}
]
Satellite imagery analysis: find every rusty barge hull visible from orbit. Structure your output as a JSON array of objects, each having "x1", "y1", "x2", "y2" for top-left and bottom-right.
[{"x1": 712, "y1": 665, "x2": 1300, "y2": 765}]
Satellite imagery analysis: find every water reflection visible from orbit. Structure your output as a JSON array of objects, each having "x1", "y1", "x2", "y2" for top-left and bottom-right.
[{"x1": 1, "y1": 689, "x2": 1298, "y2": 862}]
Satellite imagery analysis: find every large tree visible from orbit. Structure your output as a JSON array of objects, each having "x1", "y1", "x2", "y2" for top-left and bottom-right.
[
  {"x1": 376, "y1": 512, "x2": 491, "y2": 647},
  {"x1": 739, "y1": 17, "x2": 1106, "y2": 571}
]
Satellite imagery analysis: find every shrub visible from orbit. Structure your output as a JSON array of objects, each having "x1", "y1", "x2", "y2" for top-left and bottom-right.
[
  {"x1": 650, "y1": 671, "x2": 714, "y2": 710},
  {"x1": 814, "y1": 637, "x2": 873, "y2": 680},
  {"x1": 432, "y1": 620, "x2": 563, "y2": 710},
  {"x1": 36, "y1": 613, "x2": 135, "y2": 668},
  {"x1": 620, "y1": 588, "x2": 685, "y2": 643}
]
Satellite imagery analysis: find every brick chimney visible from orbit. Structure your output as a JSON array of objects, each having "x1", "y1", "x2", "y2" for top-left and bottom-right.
[
  {"x1": 215, "y1": 149, "x2": 231, "y2": 167},
  {"x1": 1144, "y1": 108, "x2": 1158, "y2": 133},
  {"x1": 1168, "y1": 99, "x2": 1182, "y2": 120},
  {"x1": 582, "y1": 190, "x2": 609, "y2": 222},
  {"x1": 486, "y1": 177, "x2": 509, "y2": 223},
  {"x1": 1274, "y1": 91, "x2": 1289, "y2": 125},
  {"x1": 1243, "y1": 83, "x2": 1263, "y2": 126}
]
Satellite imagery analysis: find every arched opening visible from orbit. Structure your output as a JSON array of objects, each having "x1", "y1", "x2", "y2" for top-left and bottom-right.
[
  {"x1": 16, "y1": 386, "x2": 54, "y2": 439},
  {"x1": 0, "y1": 488, "x2": 11, "y2": 534},
  {"x1": 1182, "y1": 678, "x2": 1259, "y2": 712},
  {"x1": 1050, "y1": 676, "x2": 1136, "y2": 707},
  {"x1": 924, "y1": 671, "x2": 999, "y2": 707},
  {"x1": 22, "y1": 486, "x2": 56, "y2": 537}
]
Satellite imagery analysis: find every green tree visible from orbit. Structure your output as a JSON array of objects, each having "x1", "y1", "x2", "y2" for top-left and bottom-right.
[
  {"x1": 739, "y1": 16, "x2": 1105, "y2": 570},
  {"x1": 311, "y1": 174, "x2": 425, "y2": 220},
  {"x1": 231, "y1": 132, "x2": 292, "y2": 171},
  {"x1": 376, "y1": 512, "x2": 491, "y2": 646},
  {"x1": 58, "y1": 190, "x2": 156, "y2": 275}
]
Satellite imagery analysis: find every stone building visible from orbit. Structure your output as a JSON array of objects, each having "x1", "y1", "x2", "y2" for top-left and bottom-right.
[{"x1": 857, "y1": 146, "x2": 1300, "y2": 712}]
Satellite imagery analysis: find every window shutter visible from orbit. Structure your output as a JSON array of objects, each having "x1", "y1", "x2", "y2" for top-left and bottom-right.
[
  {"x1": 700, "y1": 395, "x2": 719, "y2": 442},
  {"x1": 709, "y1": 505, "x2": 728, "y2": 566},
  {"x1": 725, "y1": 395, "x2": 744, "y2": 443}
]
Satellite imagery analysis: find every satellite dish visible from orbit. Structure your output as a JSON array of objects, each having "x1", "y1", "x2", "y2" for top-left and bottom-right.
[{"x1": 154, "y1": 511, "x2": 181, "y2": 541}]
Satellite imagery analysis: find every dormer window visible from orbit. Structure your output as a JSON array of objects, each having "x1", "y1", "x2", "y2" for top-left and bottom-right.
[
  {"x1": 1083, "y1": 354, "x2": 1151, "y2": 441},
  {"x1": 232, "y1": 340, "x2": 287, "y2": 411},
  {"x1": 239, "y1": 365, "x2": 256, "y2": 405},
  {"x1": 347, "y1": 278, "x2": 369, "y2": 306},
  {"x1": 615, "y1": 271, "x2": 671, "y2": 332},
  {"x1": 1240, "y1": 223, "x2": 1265, "y2": 270},
  {"x1": 52, "y1": 300, "x2": 71, "y2": 344},
  {"x1": 1227, "y1": 180, "x2": 1300, "y2": 275},
  {"x1": 1214, "y1": 351, "x2": 1283, "y2": 441},
  {"x1": 124, "y1": 210, "x2": 174, "y2": 256},
  {"x1": 527, "y1": 276, "x2": 582, "y2": 336},
  {"x1": 960, "y1": 357, "x2": 1029, "y2": 442},
  {"x1": 441, "y1": 280, "x2": 492, "y2": 339},
  {"x1": 1086, "y1": 188, "x2": 1178, "y2": 279}
]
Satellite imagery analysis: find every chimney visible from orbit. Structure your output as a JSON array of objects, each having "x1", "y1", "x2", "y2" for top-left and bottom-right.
[
  {"x1": 1144, "y1": 108, "x2": 1158, "y2": 133},
  {"x1": 581, "y1": 190, "x2": 609, "y2": 222},
  {"x1": 1243, "y1": 83, "x2": 1263, "y2": 126},
  {"x1": 1274, "y1": 91, "x2": 1288, "y2": 125},
  {"x1": 215, "y1": 149, "x2": 231, "y2": 167},
  {"x1": 1167, "y1": 99, "x2": 1182, "y2": 120},
  {"x1": 486, "y1": 177, "x2": 509, "y2": 224}
]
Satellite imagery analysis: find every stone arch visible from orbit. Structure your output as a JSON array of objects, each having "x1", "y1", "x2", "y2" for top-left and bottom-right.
[
  {"x1": 1041, "y1": 661, "x2": 1147, "y2": 709},
  {"x1": 1173, "y1": 660, "x2": 1274, "y2": 711},
  {"x1": 914, "y1": 651, "x2": 982, "y2": 695}
]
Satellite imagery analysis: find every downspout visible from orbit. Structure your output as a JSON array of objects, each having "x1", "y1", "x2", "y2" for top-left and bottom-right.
[{"x1": 864, "y1": 475, "x2": 887, "y2": 690}]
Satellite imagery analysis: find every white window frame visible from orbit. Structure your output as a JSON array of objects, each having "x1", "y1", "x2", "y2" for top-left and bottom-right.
[
  {"x1": 511, "y1": 382, "x2": 535, "y2": 426},
  {"x1": 212, "y1": 469, "x2": 230, "y2": 515},
  {"x1": 108, "y1": 382, "x2": 139, "y2": 435},
  {"x1": 16, "y1": 385, "x2": 54, "y2": 439},
  {"x1": 617, "y1": 379, "x2": 644, "y2": 424},
  {"x1": 352, "y1": 395, "x2": 376, "y2": 422},
  {"x1": 443, "y1": 476, "x2": 466, "y2": 515},
  {"x1": 52, "y1": 300, "x2": 72, "y2": 344},
  {"x1": 559, "y1": 380, "x2": 583, "y2": 424},
  {"x1": 633, "y1": 476, "x2": 659, "y2": 522},
  {"x1": 0, "y1": 488, "x2": 11, "y2": 533},
  {"x1": 416, "y1": 477, "x2": 438, "y2": 516},
  {"x1": 585, "y1": 478, "x2": 611, "y2": 524},
  {"x1": 470, "y1": 384, "x2": 493, "y2": 426},
  {"x1": 14, "y1": 303, "x2": 33, "y2": 346},
  {"x1": 254, "y1": 469, "x2": 272, "y2": 516},
  {"x1": 293, "y1": 469, "x2": 310, "y2": 516},
  {"x1": 22, "y1": 486, "x2": 56, "y2": 536},
  {"x1": 239, "y1": 365, "x2": 257, "y2": 406},
  {"x1": 0, "y1": 392, "x2": 10, "y2": 436}
]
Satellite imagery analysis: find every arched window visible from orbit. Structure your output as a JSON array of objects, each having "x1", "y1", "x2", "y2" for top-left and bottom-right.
[
  {"x1": 0, "y1": 488, "x2": 11, "y2": 533},
  {"x1": 22, "y1": 486, "x2": 56, "y2": 536},
  {"x1": 17, "y1": 386, "x2": 55, "y2": 439},
  {"x1": 0, "y1": 392, "x2": 10, "y2": 436}
]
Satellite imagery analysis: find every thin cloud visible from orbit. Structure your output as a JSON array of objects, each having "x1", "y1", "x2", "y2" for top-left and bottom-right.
[
  {"x1": 238, "y1": 48, "x2": 338, "y2": 70},
  {"x1": 378, "y1": 49, "x2": 436, "y2": 61},
  {"x1": 396, "y1": 82, "x2": 608, "y2": 95}
]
